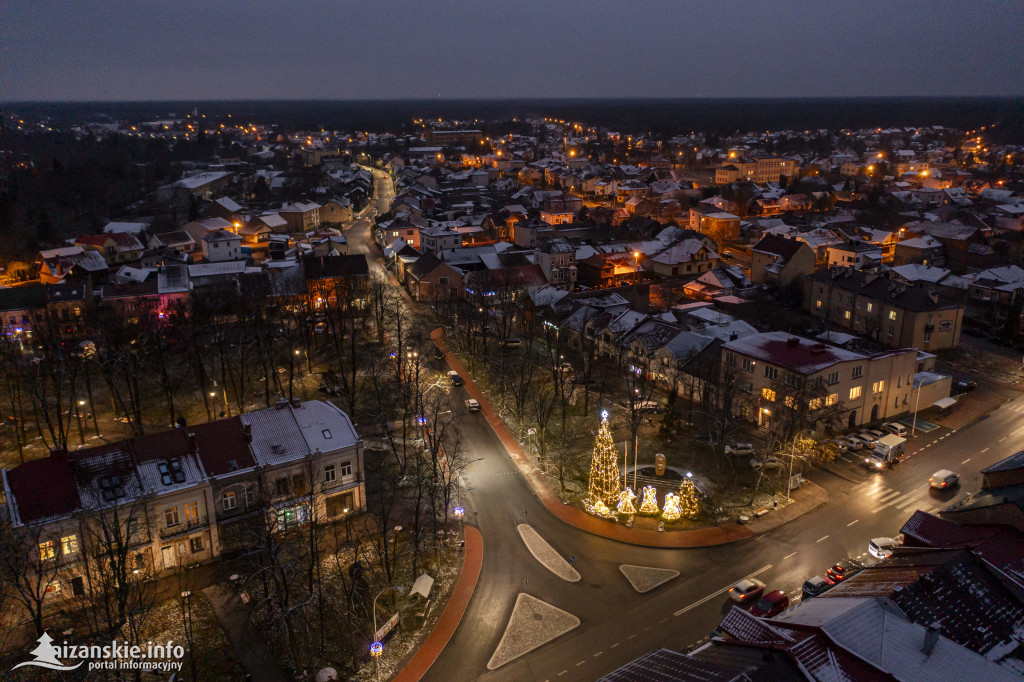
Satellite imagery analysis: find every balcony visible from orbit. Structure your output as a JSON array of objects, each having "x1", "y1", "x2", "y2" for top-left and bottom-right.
[{"x1": 159, "y1": 516, "x2": 208, "y2": 539}]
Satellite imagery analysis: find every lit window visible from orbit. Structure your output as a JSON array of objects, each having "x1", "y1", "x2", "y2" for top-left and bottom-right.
[
  {"x1": 809, "y1": 398, "x2": 822, "y2": 410},
  {"x1": 872, "y1": 380, "x2": 885, "y2": 394},
  {"x1": 849, "y1": 386, "x2": 862, "y2": 400},
  {"x1": 826, "y1": 393, "x2": 838, "y2": 406},
  {"x1": 762, "y1": 388, "x2": 776, "y2": 402},
  {"x1": 866, "y1": 302, "x2": 873, "y2": 313},
  {"x1": 816, "y1": 300, "x2": 822, "y2": 308},
  {"x1": 61, "y1": 535, "x2": 78, "y2": 555},
  {"x1": 39, "y1": 541, "x2": 55, "y2": 561},
  {"x1": 223, "y1": 491, "x2": 236, "y2": 510},
  {"x1": 784, "y1": 396, "x2": 796, "y2": 408},
  {"x1": 844, "y1": 310, "x2": 851, "y2": 320},
  {"x1": 888, "y1": 310, "x2": 897, "y2": 320}
]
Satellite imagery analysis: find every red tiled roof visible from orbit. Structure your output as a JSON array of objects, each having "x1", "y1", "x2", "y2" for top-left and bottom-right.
[
  {"x1": 129, "y1": 429, "x2": 191, "y2": 463},
  {"x1": 900, "y1": 510, "x2": 982, "y2": 547},
  {"x1": 190, "y1": 417, "x2": 257, "y2": 476},
  {"x1": 75, "y1": 234, "x2": 110, "y2": 247},
  {"x1": 6, "y1": 450, "x2": 80, "y2": 523}
]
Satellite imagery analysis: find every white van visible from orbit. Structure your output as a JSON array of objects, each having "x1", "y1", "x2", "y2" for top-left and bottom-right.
[
  {"x1": 882, "y1": 422, "x2": 908, "y2": 437},
  {"x1": 869, "y1": 537, "x2": 897, "y2": 559}
]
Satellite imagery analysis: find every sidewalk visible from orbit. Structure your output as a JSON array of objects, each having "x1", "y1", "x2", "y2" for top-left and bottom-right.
[
  {"x1": 393, "y1": 526, "x2": 483, "y2": 682},
  {"x1": 432, "y1": 329, "x2": 831, "y2": 548}
]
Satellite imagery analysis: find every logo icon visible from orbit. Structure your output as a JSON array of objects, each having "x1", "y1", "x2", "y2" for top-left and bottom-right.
[{"x1": 13, "y1": 632, "x2": 83, "y2": 671}]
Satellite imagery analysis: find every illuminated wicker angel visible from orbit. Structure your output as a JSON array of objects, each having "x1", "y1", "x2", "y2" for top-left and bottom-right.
[
  {"x1": 616, "y1": 488, "x2": 637, "y2": 515},
  {"x1": 661, "y1": 492, "x2": 682, "y2": 522},
  {"x1": 638, "y1": 485, "x2": 659, "y2": 515},
  {"x1": 589, "y1": 498, "x2": 614, "y2": 518}
]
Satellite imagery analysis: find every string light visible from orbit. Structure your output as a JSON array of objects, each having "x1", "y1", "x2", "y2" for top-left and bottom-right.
[
  {"x1": 639, "y1": 485, "x2": 659, "y2": 515},
  {"x1": 661, "y1": 493, "x2": 681, "y2": 521},
  {"x1": 677, "y1": 477, "x2": 701, "y2": 519},
  {"x1": 616, "y1": 488, "x2": 637, "y2": 515},
  {"x1": 587, "y1": 411, "x2": 621, "y2": 512}
]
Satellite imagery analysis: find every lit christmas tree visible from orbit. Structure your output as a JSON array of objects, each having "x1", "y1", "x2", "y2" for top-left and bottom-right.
[
  {"x1": 678, "y1": 476, "x2": 701, "y2": 518},
  {"x1": 638, "y1": 485, "x2": 659, "y2": 515},
  {"x1": 616, "y1": 488, "x2": 637, "y2": 515},
  {"x1": 586, "y1": 411, "x2": 621, "y2": 511},
  {"x1": 661, "y1": 492, "x2": 681, "y2": 521}
]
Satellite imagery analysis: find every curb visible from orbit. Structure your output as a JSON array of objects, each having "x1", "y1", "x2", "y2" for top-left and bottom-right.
[{"x1": 393, "y1": 526, "x2": 483, "y2": 682}]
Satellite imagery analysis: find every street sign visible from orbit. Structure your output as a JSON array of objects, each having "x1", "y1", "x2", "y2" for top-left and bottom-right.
[{"x1": 374, "y1": 612, "x2": 399, "y2": 642}]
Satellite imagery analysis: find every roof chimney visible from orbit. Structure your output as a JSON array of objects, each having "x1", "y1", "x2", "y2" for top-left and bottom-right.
[
  {"x1": 187, "y1": 433, "x2": 198, "y2": 454},
  {"x1": 787, "y1": 337, "x2": 800, "y2": 346},
  {"x1": 291, "y1": 398, "x2": 302, "y2": 408},
  {"x1": 922, "y1": 622, "x2": 941, "y2": 655},
  {"x1": 242, "y1": 422, "x2": 253, "y2": 443}
]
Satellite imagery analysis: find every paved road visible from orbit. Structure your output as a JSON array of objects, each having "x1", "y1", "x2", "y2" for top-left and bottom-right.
[{"x1": 350, "y1": 171, "x2": 1018, "y2": 681}]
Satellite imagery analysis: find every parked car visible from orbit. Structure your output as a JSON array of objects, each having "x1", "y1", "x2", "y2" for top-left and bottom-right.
[
  {"x1": 749, "y1": 590, "x2": 790, "y2": 617},
  {"x1": 447, "y1": 370, "x2": 464, "y2": 387},
  {"x1": 881, "y1": 422, "x2": 908, "y2": 437},
  {"x1": 929, "y1": 469, "x2": 960, "y2": 489},
  {"x1": 869, "y1": 537, "x2": 898, "y2": 559},
  {"x1": 313, "y1": 321, "x2": 327, "y2": 334},
  {"x1": 802, "y1": 575, "x2": 835, "y2": 599},
  {"x1": 728, "y1": 578, "x2": 766, "y2": 603},
  {"x1": 824, "y1": 438, "x2": 848, "y2": 454},
  {"x1": 465, "y1": 398, "x2": 481, "y2": 412},
  {"x1": 502, "y1": 338, "x2": 522, "y2": 348},
  {"x1": 634, "y1": 400, "x2": 663, "y2": 414},
  {"x1": 856, "y1": 432, "x2": 878, "y2": 448},
  {"x1": 750, "y1": 456, "x2": 782, "y2": 470},
  {"x1": 826, "y1": 559, "x2": 863, "y2": 582},
  {"x1": 842, "y1": 436, "x2": 865, "y2": 451},
  {"x1": 955, "y1": 380, "x2": 978, "y2": 393},
  {"x1": 724, "y1": 442, "x2": 756, "y2": 457},
  {"x1": 865, "y1": 429, "x2": 887, "y2": 442}
]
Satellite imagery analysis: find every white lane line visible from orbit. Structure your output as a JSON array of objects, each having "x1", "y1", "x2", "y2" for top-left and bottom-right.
[
  {"x1": 1000, "y1": 437, "x2": 1007, "y2": 442},
  {"x1": 558, "y1": 671, "x2": 567, "y2": 677},
  {"x1": 847, "y1": 519, "x2": 860, "y2": 527},
  {"x1": 659, "y1": 618, "x2": 667, "y2": 623},
  {"x1": 865, "y1": 487, "x2": 895, "y2": 498},
  {"x1": 627, "y1": 634, "x2": 637, "y2": 640},
  {"x1": 610, "y1": 642, "x2": 620, "y2": 649},
  {"x1": 593, "y1": 651, "x2": 604, "y2": 658},
  {"x1": 896, "y1": 498, "x2": 927, "y2": 511},
  {"x1": 962, "y1": 458, "x2": 971, "y2": 464},
  {"x1": 783, "y1": 552, "x2": 798, "y2": 560},
  {"x1": 816, "y1": 535, "x2": 830, "y2": 543},
  {"x1": 873, "y1": 493, "x2": 915, "y2": 513},
  {"x1": 576, "y1": 660, "x2": 586, "y2": 667},
  {"x1": 673, "y1": 564, "x2": 773, "y2": 617},
  {"x1": 981, "y1": 448, "x2": 990, "y2": 454}
]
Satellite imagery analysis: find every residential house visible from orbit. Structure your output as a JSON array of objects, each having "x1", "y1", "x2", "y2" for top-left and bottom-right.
[
  {"x1": 893, "y1": 236, "x2": 946, "y2": 267},
  {"x1": 534, "y1": 238, "x2": 577, "y2": 289},
  {"x1": 683, "y1": 266, "x2": 750, "y2": 301},
  {"x1": 200, "y1": 229, "x2": 244, "y2": 262},
  {"x1": 301, "y1": 254, "x2": 369, "y2": 309},
  {"x1": 647, "y1": 239, "x2": 720, "y2": 278},
  {"x1": 419, "y1": 226, "x2": 463, "y2": 255},
  {"x1": 279, "y1": 202, "x2": 322, "y2": 233},
  {"x1": 805, "y1": 268, "x2": 964, "y2": 350},
  {"x1": 404, "y1": 254, "x2": 464, "y2": 301},
  {"x1": 74, "y1": 233, "x2": 145, "y2": 265},
  {"x1": 689, "y1": 205, "x2": 740, "y2": 244},
  {"x1": 827, "y1": 239, "x2": 882, "y2": 270},
  {"x1": 721, "y1": 332, "x2": 917, "y2": 429},
  {"x1": 0, "y1": 400, "x2": 364, "y2": 604},
  {"x1": 750, "y1": 235, "x2": 816, "y2": 288}
]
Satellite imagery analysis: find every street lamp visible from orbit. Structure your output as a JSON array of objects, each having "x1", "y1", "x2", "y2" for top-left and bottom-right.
[
  {"x1": 453, "y1": 506, "x2": 465, "y2": 548},
  {"x1": 633, "y1": 251, "x2": 641, "y2": 285},
  {"x1": 370, "y1": 585, "x2": 407, "y2": 682}
]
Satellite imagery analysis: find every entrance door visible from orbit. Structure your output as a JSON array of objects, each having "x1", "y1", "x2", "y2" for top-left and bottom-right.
[
  {"x1": 870, "y1": 404, "x2": 879, "y2": 422},
  {"x1": 848, "y1": 411, "x2": 857, "y2": 429},
  {"x1": 161, "y1": 546, "x2": 176, "y2": 570}
]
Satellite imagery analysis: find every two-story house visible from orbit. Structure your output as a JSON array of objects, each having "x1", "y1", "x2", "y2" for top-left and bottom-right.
[{"x1": 534, "y1": 238, "x2": 577, "y2": 289}]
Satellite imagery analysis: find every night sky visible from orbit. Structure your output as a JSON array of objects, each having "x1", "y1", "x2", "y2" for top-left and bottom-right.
[{"x1": 2, "y1": 0, "x2": 1022, "y2": 101}]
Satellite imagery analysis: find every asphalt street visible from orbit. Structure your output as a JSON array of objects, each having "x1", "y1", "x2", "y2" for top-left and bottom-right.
[{"x1": 352, "y1": 172, "x2": 1021, "y2": 682}]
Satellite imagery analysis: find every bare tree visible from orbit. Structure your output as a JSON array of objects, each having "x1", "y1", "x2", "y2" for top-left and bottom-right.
[{"x1": 0, "y1": 519, "x2": 64, "y2": 636}]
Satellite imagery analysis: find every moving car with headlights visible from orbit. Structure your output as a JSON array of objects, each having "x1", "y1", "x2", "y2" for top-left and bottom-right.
[
  {"x1": 929, "y1": 469, "x2": 960, "y2": 489},
  {"x1": 728, "y1": 578, "x2": 766, "y2": 603},
  {"x1": 869, "y1": 537, "x2": 898, "y2": 558}
]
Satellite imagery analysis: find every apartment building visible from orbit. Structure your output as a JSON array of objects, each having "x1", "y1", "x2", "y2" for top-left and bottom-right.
[
  {"x1": 1, "y1": 400, "x2": 363, "y2": 608},
  {"x1": 714, "y1": 157, "x2": 799, "y2": 184},
  {"x1": 689, "y1": 205, "x2": 740, "y2": 245},
  {"x1": 804, "y1": 268, "x2": 964, "y2": 350},
  {"x1": 279, "y1": 201, "x2": 322, "y2": 233},
  {"x1": 721, "y1": 332, "x2": 917, "y2": 430},
  {"x1": 534, "y1": 238, "x2": 577, "y2": 288}
]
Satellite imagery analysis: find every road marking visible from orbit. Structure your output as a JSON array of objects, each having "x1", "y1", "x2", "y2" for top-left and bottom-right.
[
  {"x1": 962, "y1": 458, "x2": 971, "y2": 464},
  {"x1": 627, "y1": 634, "x2": 637, "y2": 640},
  {"x1": 847, "y1": 519, "x2": 860, "y2": 526},
  {"x1": 874, "y1": 490, "x2": 903, "y2": 503},
  {"x1": 659, "y1": 618, "x2": 667, "y2": 623},
  {"x1": 783, "y1": 552, "x2": 798, "y2": 560},
  {"x1": 593, "y1": 651, "x2": 604, "y2": 658},
  {"x1": 896, "y1": 498, "x2": 926, "y2": 511},
  {"x1": 816, "y1": 535, "x2": 830, "y2": 543},
  {"x1": 610, "y1": 642, "x2": 620, "y2": 648},
  {"x1": 673, "y1": 564, "x2": 773, "y2": 616},
  {"x1": 865, "y1": 487, "x2": 894, "y2": 498},
  {"x1": 576, "y1": 660, "x2": 586, "y2": 667},
  {"x1": 1000, "y1": 437, "x2": 1007, "y2": 442},
  {"x1": 873, "y1": 493, "x2": 915, "y2": 513},
  {"x1": 852, "y1": 481, "x2": 872, "y2": 491},
  {"x1": 981, "y1": 448, "x2": 990, "y2": 454},
  {"x1": 558, "y1": 672, "x2": 567, "y2": 677}
]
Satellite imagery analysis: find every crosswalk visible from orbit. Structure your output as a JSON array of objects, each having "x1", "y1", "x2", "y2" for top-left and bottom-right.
[{"x1": 850, "y1": 480, "x2": 944, "y2": 515}]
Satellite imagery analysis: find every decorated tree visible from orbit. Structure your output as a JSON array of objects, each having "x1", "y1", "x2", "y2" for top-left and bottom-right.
[
  {"x1": 616, "y1": 488, "x2": 637, "y2": 515},
  {"x1": 638, "y1": 485, "x2": 659, "y2": 515},
  {"x1": 678, "y1": 477, "x2": 701, "y2": 518},
  {"x1": 586, "y1": 411, "x2": 621, "y2": 511},
  {"x1": 661, "y1": 493, "x2": 681, "y2": 522}
]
